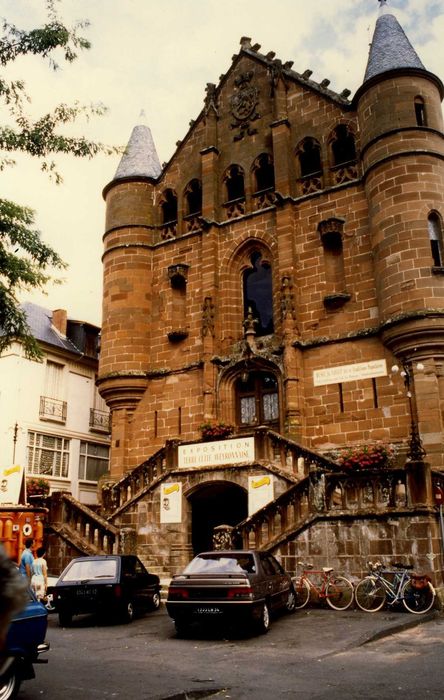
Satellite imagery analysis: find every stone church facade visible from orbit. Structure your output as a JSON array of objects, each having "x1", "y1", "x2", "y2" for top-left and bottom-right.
[{"x1": 91, "y1": 2, "x2": 444, "y2": 581}]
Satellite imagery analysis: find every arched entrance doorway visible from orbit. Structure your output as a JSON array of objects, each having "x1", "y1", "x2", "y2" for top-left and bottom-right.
[{"x1": 188, "y1": 481, "x2": 248, "y2": 555}]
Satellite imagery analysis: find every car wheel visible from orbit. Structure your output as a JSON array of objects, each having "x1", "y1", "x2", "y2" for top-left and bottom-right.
[
  {"x1": 285, "y1": 586, "x2": 296, "y2": 614},
  {"x1": 255, "y1": 602, "x2": 270, "y2": 635},
  {"x1": 123, "y1": 600, "x2": 134, "y2": 623},
  {"x1": 0, "y1": 661, "x2": 20, "y2": 700},
  {"x1": 45, "y1": 595, "x2": 56, "y2": 613},
  {"x1": 151, "y1": 591, "x2": 161, "y2": 610},
  {"x1": 58, "y1": 610, "x2": 72, "y2": 627}
]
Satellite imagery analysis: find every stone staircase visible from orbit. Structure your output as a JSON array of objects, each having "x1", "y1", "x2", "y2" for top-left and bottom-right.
[{"x1": 44, "y1": 431, "x2": 444, "y2": 585}]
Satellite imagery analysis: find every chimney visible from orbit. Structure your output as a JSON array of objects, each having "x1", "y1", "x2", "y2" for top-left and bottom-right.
[{"x1": 52, "y1": 309, "x2": 67, "y2": 336}]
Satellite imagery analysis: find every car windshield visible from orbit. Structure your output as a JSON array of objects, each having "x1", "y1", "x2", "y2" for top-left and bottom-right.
[
  {"x1": 184, "y1": 553, "x2": 256, "y2": 574},
  {"x1": 61, "y1": 559, "x2": 117, "y2": 582}
]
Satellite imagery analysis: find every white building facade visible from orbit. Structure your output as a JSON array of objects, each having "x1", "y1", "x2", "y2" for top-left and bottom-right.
[{"x1": 0, "y1": 303, "x2": 110, "y2": 505}]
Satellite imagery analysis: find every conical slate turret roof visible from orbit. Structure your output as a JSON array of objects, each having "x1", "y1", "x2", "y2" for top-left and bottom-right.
[
  {"x1": 113, "y1": 122, "x2": 162, "y2": 181},
  {"x1": 364, "y1": 0, "x2": 425, "y2": 82}
]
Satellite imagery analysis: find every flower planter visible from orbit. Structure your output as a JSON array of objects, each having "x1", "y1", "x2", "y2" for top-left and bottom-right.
[
  {"x1": 200, "y1": 422, "x2": 234, "y2": 441},
  {"x1": 334, "y1": 444, "x2": 394, "y2": 472}
]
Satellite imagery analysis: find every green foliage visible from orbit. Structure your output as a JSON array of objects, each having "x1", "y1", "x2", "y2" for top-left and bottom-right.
[{"x1": 0, "y1": 0, "x2": 117, "y2": 358}]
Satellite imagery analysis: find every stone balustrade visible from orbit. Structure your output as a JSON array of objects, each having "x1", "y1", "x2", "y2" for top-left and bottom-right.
[
  {"x1": 49, "y1": 492, "x2": 119, "y2": 555},
  {"x1": 232, "y1": 467, "x2": 410, "y2": 551},
  {"x1": 102, "y1": 429, "x2": 340, "y2": 516},
  {"x1": 101, "y1": 443, "x2": 175, "y2": 514}
]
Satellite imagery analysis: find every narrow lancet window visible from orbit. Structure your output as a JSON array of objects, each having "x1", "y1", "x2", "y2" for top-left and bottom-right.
[
  {"x1": 414, "y1": 96, "x2": 427, "y2": 127},
  {"x1": 428, "y1": 212, "x2": 444, "y2": 267}
]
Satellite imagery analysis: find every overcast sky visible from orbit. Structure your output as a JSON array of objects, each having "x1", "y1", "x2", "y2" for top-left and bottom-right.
[{"x1": 2, "y1": 0, "x2": 444, "y2": 326}]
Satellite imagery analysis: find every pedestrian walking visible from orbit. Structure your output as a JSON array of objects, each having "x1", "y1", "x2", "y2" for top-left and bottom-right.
[
  {"x1": 18, "y1": 538, "x2": 34, "y2": 582},
  {"x1": 31, "y1": 547, "x2": 48, "y2": 602}
]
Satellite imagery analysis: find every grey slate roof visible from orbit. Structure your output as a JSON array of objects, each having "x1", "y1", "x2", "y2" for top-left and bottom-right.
[
  {"x1": 113, "y1": 124, "x2": 162, "y2": 181},
  {"x1": 21, "y1": 302, "x2": 81, "y2": 355},
  {"x1": 364, "y1": 3, "x2": 425, "y2": 82}
]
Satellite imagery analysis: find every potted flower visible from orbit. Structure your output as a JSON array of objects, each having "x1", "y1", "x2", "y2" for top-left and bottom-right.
[
  {"x1": 200, "y1": 421, "x2": 234, "y2": 441},
  {"x1": 26, "y1": 477, "x2": 50, "y2": 498},
  {"x1": 335, "y1": 443, "x2": 394, "y2": 472}
]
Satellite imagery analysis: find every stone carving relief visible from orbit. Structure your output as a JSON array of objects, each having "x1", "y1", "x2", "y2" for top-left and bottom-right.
[
  {"x1": 230, "y1": 71, "x2": 260, "y2": 141},
  {"x1": 202, "y1": 296, "x2": 216, "y2": 337},
  {"x1": 204, "y1": 82, "x2": 219, "y2": 116},
  {"x1": 280, "y1": 276, "x2": 296, "y2": 321}
]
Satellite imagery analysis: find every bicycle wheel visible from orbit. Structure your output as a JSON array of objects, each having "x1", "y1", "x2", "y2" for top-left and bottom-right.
[
  {"x1": 293, "y1": 577, "x2": 310, "y2": 609},
  {"x1": 325, "y1": 576, "x2": 354, "y2": 611},
  {"x1": 355, "y1": 577, "x2": 386, "y2": 612},
  {"x1": 402, "y1": 579, "x2": 435, "y2": 614}
]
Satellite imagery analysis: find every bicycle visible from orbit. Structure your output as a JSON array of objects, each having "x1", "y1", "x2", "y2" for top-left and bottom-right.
[
  {"x1": 354, "y1": 561, "x2": 436, "y2": 615},
  {"x1": 293, "y1": 561, "x2": 354, "y2": 611}
]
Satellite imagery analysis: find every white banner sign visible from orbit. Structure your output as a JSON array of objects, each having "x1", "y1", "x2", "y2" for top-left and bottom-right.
[
  {"x1": 248, "y1": 474, "x2": 274, "y2": 516},
  {"x1": 178, "y1": 437, "x2": 255, "y2": 468},
  {"x1": 313, "y1": 359, "x2": 387, "y2": 387},
  {"x1": 0, "y1": 465, "x2": 24, "y2": 505},
  {"x1": 160, "y1": 482, "x2": 182, "y2": 523}
]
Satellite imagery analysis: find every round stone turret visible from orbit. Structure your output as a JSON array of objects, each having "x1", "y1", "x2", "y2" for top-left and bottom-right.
[
  {"x1": 98, "y1": 123, "x2": 162, "y2": 477},
  {"x1": 354, "y1": 2, "x2": 444, "y2": 357}
]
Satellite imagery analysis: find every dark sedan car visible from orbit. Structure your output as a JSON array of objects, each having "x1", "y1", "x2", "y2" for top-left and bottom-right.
[
  {"x1": 50, "y1": 555, "x2": 160, "y2": 626},
  {"x1": 166, "y1": 550, "x2": 295, "y2": 635}
]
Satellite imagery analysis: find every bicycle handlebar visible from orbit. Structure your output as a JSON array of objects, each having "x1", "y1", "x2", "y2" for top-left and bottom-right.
[{"x1": 367, "y1": 560, "x2": 413, "y2": 572}]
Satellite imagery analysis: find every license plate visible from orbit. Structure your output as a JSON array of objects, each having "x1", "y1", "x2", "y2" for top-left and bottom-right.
[
  {"x1": 76, "y1": 588, "x2": 97, "y2": 597},
  {"x1": 195, "y1": 606, "x2": 221, "y2": 614}
]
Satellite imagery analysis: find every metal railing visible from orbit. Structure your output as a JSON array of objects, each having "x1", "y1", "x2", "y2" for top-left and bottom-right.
[
  {"x1": 39, "y1": 396, "x2": 67, "y2": 423},
  {"x1": 89, "y1": 408, "x2": 110, "y2": 433}
]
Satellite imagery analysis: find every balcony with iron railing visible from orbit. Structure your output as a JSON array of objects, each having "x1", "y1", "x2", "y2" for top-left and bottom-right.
[
  {"x1": 39, "y1": 396, "x2": 67, "y2": 424},
  {"x1": 89, "y1": 408, "x2": 111, "y2": 434}
]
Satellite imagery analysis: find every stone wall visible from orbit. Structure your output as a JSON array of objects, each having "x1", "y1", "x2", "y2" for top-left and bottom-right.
[{"x1": 276, "y1": 514, "x2": 443, "y2": 586}]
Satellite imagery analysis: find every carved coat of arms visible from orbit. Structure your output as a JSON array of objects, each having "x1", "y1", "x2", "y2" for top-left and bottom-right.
[{"x1": 230, "y1": 71, "x2": 260, "y2": 140}]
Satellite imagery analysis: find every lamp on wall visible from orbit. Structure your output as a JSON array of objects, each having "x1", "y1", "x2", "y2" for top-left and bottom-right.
[{"x1": 391, "y1": 360, "x2": 426, "y2": 461}]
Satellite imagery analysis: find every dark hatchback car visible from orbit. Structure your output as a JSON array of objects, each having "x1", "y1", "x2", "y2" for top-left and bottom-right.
[
  {"x1": 51, "y1": 555, "x2": 160, "y2": 626},
  {"x1": 166, "y1": 550, "x2": 295, "y2": 636}
]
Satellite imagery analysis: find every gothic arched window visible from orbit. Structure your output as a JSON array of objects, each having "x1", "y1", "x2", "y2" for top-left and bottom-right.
[
  {"x1": 428, "y1": 212, "x2": 444, "y2": 267},
  {"x1": 297, "y1": 137, "x2": 322, "y2": 177},
  {"x1": 331, "y1": 125, "x2": 356, "y2": 166},
  {"x1": 224, "y1": 165, "x2": 245, "y2": 202},
  {"x1": 243, "y1": 251, "x2": 274, "y2": 336},
  {"x1": 161, "y1": 188, "x2": 178, "y2": 224},
  {"x1": 252, "y1": 153, "x2": 275, "y2": 193},
  {"x1": 184, "y1": 179, "x2": 202, "y2": 216}
]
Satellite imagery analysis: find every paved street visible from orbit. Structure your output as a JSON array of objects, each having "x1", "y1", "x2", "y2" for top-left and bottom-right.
[{"x1": 18, "y1": 605, "x2": 443, "y2": 699}]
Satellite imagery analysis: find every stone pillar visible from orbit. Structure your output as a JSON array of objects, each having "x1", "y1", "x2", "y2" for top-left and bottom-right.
[
  {"x1": 200, "y1": 147, "x2": 219, "y2": 220},
  {"x1": 308, "y1": 467, "x2": 326, "y2": 513},
  {"x1": 406, "y1": 460, "x2": 434, "y2": 507},
  {"x1": 118, "y1": 527, "x2": 137, "y2": 555}
]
